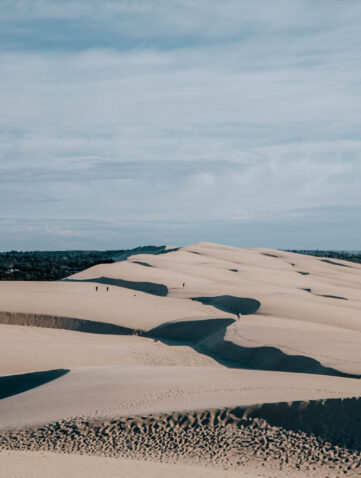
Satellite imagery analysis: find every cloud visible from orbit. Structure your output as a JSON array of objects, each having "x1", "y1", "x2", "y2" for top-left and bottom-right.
[
  {"x1": 2, "y1": 201, "x2": 360, "y2": 251},
  {"x1": 0, "y1": 1, "x2": 360, "y2": 249}
]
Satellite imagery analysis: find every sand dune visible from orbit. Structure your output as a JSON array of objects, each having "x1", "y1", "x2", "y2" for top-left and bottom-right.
[
  {"x1": 1, "y1": 242, "x2": 361, "y2": 476},
  {"x1": 1, "y1": 242, "x2": 360, "y2": 374}
]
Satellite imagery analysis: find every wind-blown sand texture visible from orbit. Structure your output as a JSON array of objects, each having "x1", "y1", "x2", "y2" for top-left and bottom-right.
[{"x1": 1, "y1": 242, "x2": 361, "y2": 477}]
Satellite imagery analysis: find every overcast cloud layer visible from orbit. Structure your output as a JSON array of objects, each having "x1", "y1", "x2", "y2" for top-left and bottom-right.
[{"x1": 1, "y1": 0, "x2": 360, "y2": 250}]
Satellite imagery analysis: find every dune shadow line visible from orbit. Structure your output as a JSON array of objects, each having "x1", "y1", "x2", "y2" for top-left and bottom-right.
[
  {"x1": 4, "y1": 309, "x2": 356, "y2": 379},
  {"x1": 145, "y1": 318, "x2": 361, "y2": 379},
  {"x1": 0, "y1": 369, "x2": 69, "y2": 400},
  {"x1": 133, "y1": 261, "x2": 152, "y2": 267},
  {"x1": 318, "y1": 294, "x2": 348, "y2": 300},
  {"x1": 321, "y1": 259, "x2": 351, "y2": 268},
  {"x1": 1, "y1": 310, "x2": 359, "y2": 379}
]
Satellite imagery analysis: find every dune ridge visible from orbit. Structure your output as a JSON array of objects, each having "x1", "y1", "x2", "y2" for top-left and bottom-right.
[
  {"x1": 1, "y1": 310, "x2": 358, "y2": 379},
  {"x1": 145, "y1": 317, "x2": 361, "y2": 378}
]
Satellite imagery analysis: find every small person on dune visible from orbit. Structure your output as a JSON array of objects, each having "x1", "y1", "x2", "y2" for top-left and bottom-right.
[
  {"x1": 182, "y1": 282, "x2": 185, "y2": 288},
  {"x1": 95, "y1": 286, "x2": 98, "y2": 292},
  {"x1": 106, "y1": 286, "x2": 109, "y2": 292},
  {"x1": 236, "y1": 312, "x2": 240, "y2": 319}
]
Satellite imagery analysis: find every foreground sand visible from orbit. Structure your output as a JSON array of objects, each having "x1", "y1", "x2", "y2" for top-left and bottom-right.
[
  {"x1": 1, "y1": 242, "x2": 361, "y2": 476},
  {"x1": 0, "y1": 450, "x2": 295, "y2": 478}
]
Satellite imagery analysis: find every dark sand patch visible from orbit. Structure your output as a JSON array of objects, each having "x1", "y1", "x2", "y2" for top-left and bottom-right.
[
  {"x1": 133, "y1": 261, "x2": 152, "y2": 267},
  {"x1": 145, "y1": 318, "x2": 235, "y2": 343},
  {"x1": 318, "y1": 294, "x2": 348, "y2": 301},
  {"x1": 301, "y1": 290, "x2": 348, "y2": 300},
  {"x1": 321, "y1": 259, "x2": 352, "y2": 268},
  {"x1": 192, "y1": 295, "x2": 260, "y2": 315},
  {"x1": 0, "y1": 369, "x2": 69, "y2": 400}
]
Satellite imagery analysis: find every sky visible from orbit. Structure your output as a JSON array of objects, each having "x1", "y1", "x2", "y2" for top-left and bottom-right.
[{"x1": 1, "y1": 0, "x2": 360, "y2": 250}]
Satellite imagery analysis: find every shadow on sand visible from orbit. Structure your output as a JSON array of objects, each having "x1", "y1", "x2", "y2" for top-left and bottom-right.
[
  {"x1": 144, "y1": 317, "x2": 361, "y2": 380},
  {"x1": 192, "y1": 295, "x2": 260, "y2": 315},
  {"x1": 0, "y1": 369, "x2": 70, "y2": 400}
]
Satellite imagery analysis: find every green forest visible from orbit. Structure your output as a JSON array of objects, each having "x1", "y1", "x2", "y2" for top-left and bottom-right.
[{"x1": 0, "y1": 247, "x2": 359, "y2": 281}]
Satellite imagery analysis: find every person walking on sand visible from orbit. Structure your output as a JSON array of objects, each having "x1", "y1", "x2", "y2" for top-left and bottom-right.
[
  {"x1": 182, "y1": 282, "x2": 185, "y2": 288},
  {"x1": 236, "y1": 312, "x2": 240, "y2": 319},
  {"x1": 106, "y1": 286, "x2": 109, "y2": 292},
  {"x1": 95, "y1": 286, "x2": 98, "y2": 292}
]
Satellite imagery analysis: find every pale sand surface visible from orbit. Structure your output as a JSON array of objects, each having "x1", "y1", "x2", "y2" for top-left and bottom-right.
[
  {"x1": 0, "y1": 324, "x2": 219, "y2": 374},
  {"x1": 1, "y1": 242, "x2": 361, "y2": 476},
  {"x1": 0, "y1": 450, "x2": 291, "y2": 478}
]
